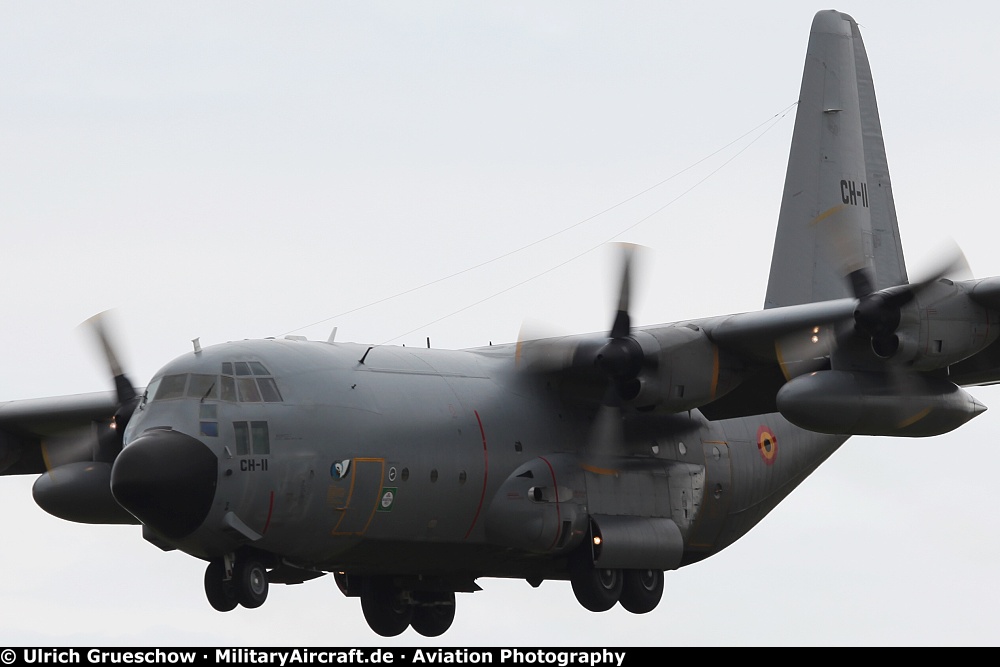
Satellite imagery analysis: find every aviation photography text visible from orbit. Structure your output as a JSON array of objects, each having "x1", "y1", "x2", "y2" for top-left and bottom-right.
[{"x1": 7, "y1": 649, "x2": 630, "y2": 667}]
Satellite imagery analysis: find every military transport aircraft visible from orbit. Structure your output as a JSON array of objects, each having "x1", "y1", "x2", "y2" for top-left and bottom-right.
[{"x1": 2, "y1": 9, "x2": 999, "y2": 638}]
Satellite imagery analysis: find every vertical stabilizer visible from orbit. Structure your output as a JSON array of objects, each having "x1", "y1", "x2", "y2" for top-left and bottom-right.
[{"x1": 764, "y1": 11, "x2": 907, "y2": 309}]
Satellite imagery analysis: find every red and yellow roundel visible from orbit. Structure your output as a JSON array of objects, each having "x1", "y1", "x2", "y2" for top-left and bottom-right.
[{"x1": 756, "y1": 425, "x2": 778, "y2": 465}]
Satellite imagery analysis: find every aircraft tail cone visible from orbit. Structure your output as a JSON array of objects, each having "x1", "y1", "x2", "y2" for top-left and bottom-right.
[{"x1": 972, "y1": 396, "x2": 988, "y2": 417}]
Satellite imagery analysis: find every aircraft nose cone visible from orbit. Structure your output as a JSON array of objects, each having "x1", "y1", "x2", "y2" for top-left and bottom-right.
[{"x1": 111, "y1": 428, "x2": 218, "y2": 539}]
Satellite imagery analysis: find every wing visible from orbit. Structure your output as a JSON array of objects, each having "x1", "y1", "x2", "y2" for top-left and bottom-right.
[
  {"x1": 0, "y1": 389, "x2": 143, "y2": 524},
  {"x1": 0, "y1": 391, "x2": 121, "y2": 475}
]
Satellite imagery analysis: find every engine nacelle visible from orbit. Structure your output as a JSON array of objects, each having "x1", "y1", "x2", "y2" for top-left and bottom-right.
[
  {"x1": 515, "y1": 324, "x2": 745, "y2": 413},
  {"x1": 635, "y1": 325, "x2": 743, "y2": 412},
  {"x1": 899, "y1": 279, "x2": 1000, "y2": 370},
  {"x1": 33, "y1": 462, "x2": 140, "y2": 524},
  {"x1": 776, "y1": 370, "x2": 987, "y2": 437}
]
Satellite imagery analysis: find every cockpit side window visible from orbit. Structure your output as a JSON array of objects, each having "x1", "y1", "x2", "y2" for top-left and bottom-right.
[
  {"x1": 155, "y1": 374, "x2": 187, "y2": 400},
  {"x1": 139, "y1": 377, "x2": 162, "y2": 409},
  {"x1": 257, "y1": 377, "x2": 281, "y2": 402}
]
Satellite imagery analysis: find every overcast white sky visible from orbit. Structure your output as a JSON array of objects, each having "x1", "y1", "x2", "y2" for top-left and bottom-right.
[{"x1": 1, "y1": 1, "x2": 998, "y2": 648}]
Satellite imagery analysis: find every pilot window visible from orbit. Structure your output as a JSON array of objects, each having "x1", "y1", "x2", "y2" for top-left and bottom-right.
[
  {"x1": 145, "y1": 363, "x2": 283, "y2": 405},
  {"x1": 237, "y1": 377, "x2": 261, "y2": 402},
  {"x1": 155, "y1": 374, "x2": 187, "y2": 400},
  {"x1": 221, "y1": 376, "x2": 237, "y2": 402},
  {"x1": 187, "y1": 374, "x2": 218, "y2": 400},
  {"x1": 220, "y1": 361, "x2": 283, "y2": 403}
]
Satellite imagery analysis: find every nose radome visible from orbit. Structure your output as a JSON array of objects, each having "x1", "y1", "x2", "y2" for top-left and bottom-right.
[{"x1": 110, "y1": 428, "x2": 218, "y2": 539}]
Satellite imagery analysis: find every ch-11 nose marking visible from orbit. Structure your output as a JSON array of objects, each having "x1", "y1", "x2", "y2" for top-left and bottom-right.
[{"x1": 239, "y1": 458, "x2": 269, "y2": 472}]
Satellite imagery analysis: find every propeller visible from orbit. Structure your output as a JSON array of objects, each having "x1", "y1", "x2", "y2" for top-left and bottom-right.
[
  {"x1": 31, "y1": 311, "x2": 143, "y2": 524},
  {"x1": 82, "y1": 311, "x2": 140, "y2": 462},
  {"x1": 515, "y1": 244, "x2": 647, "y2": 387},
  {"x1": 817, "y1": 208, "x2": 970, "y2": 361},
  {"x1": 516, "y1": 244, "x2": 699, "y2": 468},
  {"x1": 847, "y1": 245, "x2": 969, "y2": 358},
  {"x1": 592, "y1": 244, "x2": 645, "y2": 385},
  {"x1": 579, "y1": 244, "x2": 649, "y2": 470}
]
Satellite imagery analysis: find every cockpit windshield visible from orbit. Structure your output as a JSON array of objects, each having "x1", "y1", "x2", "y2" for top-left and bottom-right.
[{"x1": 142, "y1": 362, "x2": 282, "y2": 406}]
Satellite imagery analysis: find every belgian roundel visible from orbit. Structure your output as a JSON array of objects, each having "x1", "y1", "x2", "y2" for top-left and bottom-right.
[{"x1": 756, "y1": 426, "x2": 778, "y2": 465}]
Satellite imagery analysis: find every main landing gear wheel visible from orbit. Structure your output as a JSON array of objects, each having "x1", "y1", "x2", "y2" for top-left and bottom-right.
[
  {"x1": 361, "y1": 577, "x2": 413, "y2": 637},
  {"x1": 410, "y1": 592, "x2": 456, "y2": 637},
  {"x1": 204, "y1": 560, "x2": 238, "y2": 612},
  {"x1": 235, "y1": 557, "x2": 269, "y2": 609},
  {"x1": 571, "y1": 566, "x2": 623, "y2": 612},
  {"x1": 619, "y1": 569, "x2": 663, "y2": 614}
]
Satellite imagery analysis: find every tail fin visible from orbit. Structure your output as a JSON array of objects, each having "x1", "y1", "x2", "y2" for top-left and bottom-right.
[{"x1": 764, "y1": 10, "x2": 907, "y2": 309}]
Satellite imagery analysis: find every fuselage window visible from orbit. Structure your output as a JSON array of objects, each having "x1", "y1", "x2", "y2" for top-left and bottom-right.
[
  {"x1": 232, "y1": 420, "x2": 270, "y2": 455},
  {"x1": 250, "y1": 421, "x2": 270, "y2": 454},
  {"x1": 199, "y1": 404, "x2": 218, "y2": 437},
  {"x1": 233, "y1": 421, "x2": 250, "y2": 455}
]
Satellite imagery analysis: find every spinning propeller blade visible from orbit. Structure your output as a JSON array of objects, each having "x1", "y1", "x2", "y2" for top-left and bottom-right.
[
  {"x1": 81, "y1": 311, "x2": 140, "y2": 462},
  {"x1": 581, "y1": 244, "x2": 645, "y2": 470}
]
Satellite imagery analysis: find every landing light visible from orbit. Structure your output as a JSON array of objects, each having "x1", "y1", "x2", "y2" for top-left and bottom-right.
[{"x1": 593, "y1": 536, "x2": 602, "y2": 546}]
